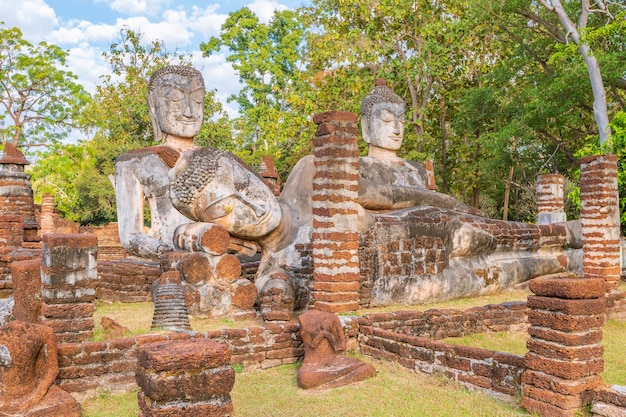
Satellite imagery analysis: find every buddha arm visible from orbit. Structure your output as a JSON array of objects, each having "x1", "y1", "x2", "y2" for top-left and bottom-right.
[
  {"x1": 115, "y1": 161, "x2": 173, "y2": 259},
  {"x1": 27, "y1": 327, "x2": 59, "y2": 410},
  {"x1": 358, "y1": 176, "x2": 482, "y2": 215}
]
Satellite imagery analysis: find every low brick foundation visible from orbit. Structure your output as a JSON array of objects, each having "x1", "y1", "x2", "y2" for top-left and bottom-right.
[
  {"x1": 56, "y1": 322, "x2": 305, "y2": 396},
  {"x1": 358, "y1": 302, "x2": 528, "y2": 338},
  {"x1": 359, "y1": 326, "x2": 525, "y2": 400}
]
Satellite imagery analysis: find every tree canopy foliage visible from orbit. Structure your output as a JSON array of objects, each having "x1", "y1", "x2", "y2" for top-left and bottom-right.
[
  {"x1": 0, "y1": 23, "x2": 90, "y2": 152},
  {"x1": 14, "y1": 1, "x2": 626, "y2": 227}
]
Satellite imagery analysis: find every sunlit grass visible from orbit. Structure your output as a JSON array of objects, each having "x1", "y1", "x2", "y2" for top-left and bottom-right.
[
  {"x1": 443, "y1": 319, "x2": 626, "y2": 386},
  {"x1": 80, "y1": 388, "x2": 139, "y2": 417},
  {"x1": 81, "y1": 359, "x2": 529, "y2": 417}
]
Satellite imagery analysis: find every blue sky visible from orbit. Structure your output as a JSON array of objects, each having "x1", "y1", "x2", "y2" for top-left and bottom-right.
[{"x1": 1, "y1": 0, "x2": 308, "y2": 116}]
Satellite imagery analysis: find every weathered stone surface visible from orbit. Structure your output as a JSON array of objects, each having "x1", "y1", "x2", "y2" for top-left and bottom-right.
[
  {"x1": 529, "y1": 276, "x2": 605, "y2": 299},
  {"x1": 137, "y1": 339, "x2": 231, "y2": 373},
  {"x1": 259, "y1": 276, "x2": 294, "y2": 321},
  {"x1": 136, "y1": 338, "x2": 234, "y2": 417},
  {"x1": 297, "y1": 309, "x2": 376, "y2": 389},
  {"x1": 527, "y1": 295, "x2": 606, "y2": 315},
  {"x1": 231, "y1": 279, "x2": 257, "y2": 309},
  {"x1": 11, "y1": 258, "x2": 42, "y2": 323},
  {"x1": 136, "y1": 366, "x2": 235, "y2": 402},
  {"x1": 0, "y1": 321, "x2": 80, "y2": 416},
  {"x1": 138, "y1": 391, "x2": 233, "y2": 417},
  {"x1": 178, "y1": 252, "x2": 213, "y2": 284}
]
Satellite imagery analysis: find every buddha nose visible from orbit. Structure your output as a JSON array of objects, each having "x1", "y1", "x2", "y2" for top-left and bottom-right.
[
  {"x1": 393, "y1": 119, "x2": 402, "y2": 135},
  {"x1": 182, "y1": 94, "x2": 193, "y2": 117}
]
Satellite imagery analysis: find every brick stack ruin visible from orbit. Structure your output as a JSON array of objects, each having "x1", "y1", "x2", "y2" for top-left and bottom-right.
[
  {"x1": 0, "y1": 143, "x2": 39, "y2": 244},
  {"x1": 522, "y1": 275, "x2": 606, "y2": 416},
  {"x1": 536, "y1": 173, "x2": 566, "y2": 225},
  {"x1": 40, "y1": 234, "x2": 98, "y2": 343},
  {"x1": 311, "y1": 111, "x2": 361, "y2": 313},
  {"x1": 0, "y1": 144, "x2": 41, "y2": 297},
  {"x1": 136, "y1": 338, "x2": 235, "y2": 416},
  {"x1": 580, "y1": 155, "x2": 623, "y2": 310}
]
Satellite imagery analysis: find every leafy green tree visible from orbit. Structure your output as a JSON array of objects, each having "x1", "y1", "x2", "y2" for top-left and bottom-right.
[
  {"x1": 201, "y1": 8, "x2": 310, "y2": 171},
  {"x1": 0, "y1": 24, "x2": 90, "y2": 151}
]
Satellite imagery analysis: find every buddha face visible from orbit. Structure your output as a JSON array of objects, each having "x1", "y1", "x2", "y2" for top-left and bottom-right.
[
  {"x1": 152, "y1": 72, "x2": 204, "y2": 139},
  {"x1": 367, "y1": 102, "x2": 405, "y2": 151}
]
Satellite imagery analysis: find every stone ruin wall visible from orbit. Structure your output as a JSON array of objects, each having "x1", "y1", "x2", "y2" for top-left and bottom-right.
[{"x1": 54, "y1": 296, "x2": 521, "y2": 398}]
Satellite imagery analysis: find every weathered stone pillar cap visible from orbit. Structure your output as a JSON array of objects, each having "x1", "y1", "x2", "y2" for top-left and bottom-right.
[
  {"x1": 137, "y1": 338, "x2": 231, "y2": 372},
  {"x1": 529, "y1": 274, "x2": 606, "y2": 299},
  {"x1": 312, "y1": 111, "x2": 358, "y2": 124},
  {"x1": 42, "y1": 233, "x2": 98, "y2": 248}
]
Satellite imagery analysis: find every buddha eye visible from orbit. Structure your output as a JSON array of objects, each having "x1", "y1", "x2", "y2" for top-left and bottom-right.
[
  {"x1": 380, "y1": 110, "x2": 395, "y2": 122},
  {"x1": 190, "y1": 89, "x2": 204, "y2": 104},
  {"x1": 161, "y1": 85, "x2": 184, "y2": 102}
]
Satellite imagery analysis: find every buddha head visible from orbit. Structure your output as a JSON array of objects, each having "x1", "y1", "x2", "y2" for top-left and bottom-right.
[
  {"x1": 361, "y1": 79, "x2": 406, "y2": 153},
  {"x1": 148, "y1": 65, "x2": 205, "y2": 142}
]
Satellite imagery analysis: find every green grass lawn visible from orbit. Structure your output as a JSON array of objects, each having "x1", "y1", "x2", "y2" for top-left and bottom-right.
[
  {"x1": 82, "y1": 358, "x2": 530, "y2": 417},
  {"x1": 83, "y1": 283, "x2": 626, "y2": 416}
]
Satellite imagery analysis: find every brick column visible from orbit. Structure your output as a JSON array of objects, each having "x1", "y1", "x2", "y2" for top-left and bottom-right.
[
  {"x1": 522, "y1": 275, "x2": 606, "y2": 417},
  {"x1": 41, "y1": 234, "x2": 98, "y2": 343},
  {"x1": 537, "y1": 174, "x2": 566, "y2": 225},
  {"x1": 0, "y1": 215, "x2": 24, "y2": 250},
  {"x1": 136, "y1": 339, "x2": 235, "y2": 416},
  {"x1": 311, "y1": 111, "x2": 361, "y2": 313},
  {"x1": 11, "y1": 258, "x2": 42, "y2": 323},
  {"x1": 40, "y1": 193, "x2": 56, "y2": 236},
  {"x1": 0, "y1": 215, "x2": 24, "y2": 291},
  {"x1": 580, "y1": 155, "x2": 621, "y2": 295}
]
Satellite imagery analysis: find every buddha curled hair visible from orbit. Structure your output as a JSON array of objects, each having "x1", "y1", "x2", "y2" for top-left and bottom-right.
[
  {"x1": 148, "y1": 65, "x2": 204, "y2": 92},
  {"x1": 361, "y1": 79, "x2": 405, "y2": 119}
]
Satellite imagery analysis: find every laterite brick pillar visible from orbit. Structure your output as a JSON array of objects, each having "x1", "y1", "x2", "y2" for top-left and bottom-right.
[
  {"x1": 41, "y1": 234, "x2": 98, "y2": 343},
  {"x1": 40, "y1": 193, "x2": 56, "y2": 236},
  {"x1": 311, "y1": 111, "x2": 361, "y2": 313},
  {"x1": 522, "y1": 276, "x2": 606, "y2": 417},
  {"x1": 537, "y1": 174, "x2": 566, "y2": 225},
  {"x1": 136, "y1": 339, "x2": 235, "y2": 416},
  {"x1": 580, "y1": 155, "x2": 621, "y2": 297},
  {"x1": 11, "y1": 258, "x2": 43, "y2": 323},
  {"x1": 0, "y1": 215, "x2": 24, "y2": 288}
]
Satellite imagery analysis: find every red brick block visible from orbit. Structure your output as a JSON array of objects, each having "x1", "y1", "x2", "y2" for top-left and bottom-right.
[
  {"x1": 526, "y1": 339, "x2": 603, "y2": 361},
  {"x1": 521, "y1": 396, "x2": 579, "y2": 417},
  {"x1": 523, "y1": 384, "x2": 584, "y2": 410},
  {"x1": 522, "y1": 370, "x2": 602, "y2": 395},
  {"x1": 137, "y1": 339, "x2": 230, "y2": 372},
  {"x1": 527, "y1": 296, "x2": 606, "y2": 315},
  {"x1": 313, "y1": 111, "x2": 358, "y2": 124},
  {"x1": 136, "y1": 366, "x2": 235, "y2": 402},
  {"x1": 524, "y1": 352, "x2": 604, "y2": 379},
  {"x1": 529, "y1": 276, "x2": 606, "y2": 299},
  {"x1": 527, "y1": 310, "x2": 604, "y2": 332},
  {"x1": 527, "y1": 326, "x2": 603, "y2": 346}
]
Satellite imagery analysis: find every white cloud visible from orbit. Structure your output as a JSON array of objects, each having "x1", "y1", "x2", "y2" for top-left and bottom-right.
[
  {"x1": 186, "y1": 5, "x2": 227, "y2": 38},
  {"x1": 94, "y1": 0, "x2": 169, "y2": 16},
  {"x1": 64, "y1": 43, "x2": 110, "y2": 94},
  {"x1": 248, "y1": 0, "x2": 288, "y2": 23},
  {"x1": 0, "y1": 0, "x2": 58, "y2": 42}
]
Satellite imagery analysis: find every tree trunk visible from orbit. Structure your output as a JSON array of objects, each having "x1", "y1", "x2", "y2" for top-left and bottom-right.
[
  {"x1": 539, "y1": 0, "x2": 611, "y2": 144},
  {"x1": 439, "y1": 98, "x2": 449, "y2": 194}
]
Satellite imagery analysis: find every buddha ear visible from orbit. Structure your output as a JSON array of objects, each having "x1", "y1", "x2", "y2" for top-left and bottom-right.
[
  {"x1": 147, "y1": 94, "x2": 162, "y2": 142},
  {"x1": 361, "y1": 119, "x2": 371, "y2": 144}
]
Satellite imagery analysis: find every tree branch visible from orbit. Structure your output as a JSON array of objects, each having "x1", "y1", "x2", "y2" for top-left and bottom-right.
[{"x1": 514, "y1": 8, "x2": 567, "y2": 43}]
